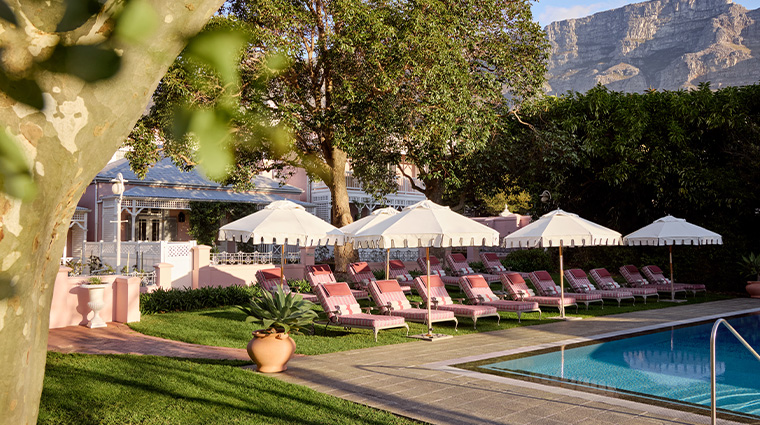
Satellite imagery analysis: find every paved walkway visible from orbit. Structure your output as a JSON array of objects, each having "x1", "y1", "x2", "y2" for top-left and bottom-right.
[
  {"x1": 48, "y1": 322, "x2": 250, "y2": 360},
  {"x1": 48, "y1": 298, "x2": 760, "y2": 424}
]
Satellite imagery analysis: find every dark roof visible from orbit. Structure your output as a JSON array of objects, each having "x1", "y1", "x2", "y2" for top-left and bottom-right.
[
  {"x1": 96, "y1": 158, "x2": 302, "y2": 194},
  {"x1": 115, "y1": 186, "x2": 314, "y2": 207}
]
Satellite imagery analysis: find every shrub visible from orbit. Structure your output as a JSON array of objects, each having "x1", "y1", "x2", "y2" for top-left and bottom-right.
[
  {"x1": 469, "y1": 261, "x2": 486, "y2": 273},
  {"x1": 503, "y1": 249, "x2": 553, "y2": 272},
  {"x1": 140, "y1": 285, "x2": 259, "y2": 315},
  {"x1": 289, "y1": 279, "x2": 312, "y2": 293},
  {"x1": 372, "y1": 269, "x2": 385, "y2": 280},
  {"x1": 237, "y1": 287, "x2": 318, "y2": 335}
]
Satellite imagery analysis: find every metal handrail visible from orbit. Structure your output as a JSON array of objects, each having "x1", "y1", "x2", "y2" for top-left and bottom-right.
[{"x1": 710, "y1": 318, "x2": 760, "y2": 424}]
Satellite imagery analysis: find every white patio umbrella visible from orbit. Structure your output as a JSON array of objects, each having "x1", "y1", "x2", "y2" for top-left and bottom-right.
[
  {"x1": 502, "y1": 209, "x2": 622, "y2": 319},
  {"x1": 349, "y1": 200, "x2": 500, "y2": 340},
  {"x1": 339, "y1": 207, "x2": 399, "y2": 279},
  {"x1": 218, "y1": 200, "x2": 344, "y2": 285},
  {"x1": 623, "y1": 215, "x2": 722, "y2": 302}
]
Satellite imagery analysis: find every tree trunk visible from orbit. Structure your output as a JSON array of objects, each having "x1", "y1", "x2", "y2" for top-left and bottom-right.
[
  {"x1": 424, "y1": 178, "x2": 445, "y2": 205},
  {"x1": 0, "y1": 2, "x2": 223, "y2": 423},
  {"x1": 328, "y1": 148, "x2": 355, "y2": 273}
]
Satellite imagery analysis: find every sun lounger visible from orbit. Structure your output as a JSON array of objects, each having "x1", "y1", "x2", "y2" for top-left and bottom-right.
[
  {"x1": 350, "y1": 261, "x2": 412, "y2": 293},
  {"x1": 590, "y1": 268, "x2": 658, "y2": 303},
  {"x1": 459, "y1": 275, "x2": 541, "y2": 322},
  {"x1": 641, "y1": 265, "x2": 706, "y2": 296},
  {"x1": 446, "y1": 253, "x2": 500, "y2": 283},
  {"x1": 314, "y1": 281, "x2": 408, "y2": 341},
  {"x1": 501, "y1": 272, "x2": 578, "y2": 312},
  {"x1": 528, "y1": 270, "x2": 603, "y2": 310},
  {"x1": 368, "y1": 280, "x2": 458, "y2": 330},
  {"x1": 413, "y1": 275, "x2": 500, "y2": 329},
  {"x1": 564, "y1": 268, "x2": 635, "y2": 307},
  {"x1": 305, "y1": 264, "x2": 369, "y2": 300},
  {"x1": 387, "y1": 259, "x2": 417, "y2": 286},
  {"x1": 416, "y1": 256, "x2": 461, "y2": 287},
  {"x1": 620, "y1": 265, "x2": 686, "y2": 298},
  {"x1": 255, "y1": 267, "x2": 318, "y2": 303},
  {"x1": 480, "y1": 252, "x2": 508, "y2": 275}
]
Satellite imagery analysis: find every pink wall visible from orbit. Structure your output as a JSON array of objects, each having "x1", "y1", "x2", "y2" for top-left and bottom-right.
[
  {"x1": 50, "y1": 267, "x2": 141, "y2": 329},
  {"x1": 472, "y1": 215, "x2": 532, "y2": 239}
]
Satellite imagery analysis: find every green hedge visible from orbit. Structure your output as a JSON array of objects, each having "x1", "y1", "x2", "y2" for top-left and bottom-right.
[
  {"x1": 502, "y1": 249, "x2": 554, "y2": 272},
  {"x1": 140, "y1": 285, "x2": 261, "y2": 315}
]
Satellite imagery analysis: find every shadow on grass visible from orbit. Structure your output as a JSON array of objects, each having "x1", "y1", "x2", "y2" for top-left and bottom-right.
[{"x1": 40, "y1": 353, "x2": 416, "y2": 425}]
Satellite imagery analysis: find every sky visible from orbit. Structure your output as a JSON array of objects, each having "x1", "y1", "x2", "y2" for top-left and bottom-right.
[{"x1": 532, "y1": 0, "x2": 760, "y2": 28}]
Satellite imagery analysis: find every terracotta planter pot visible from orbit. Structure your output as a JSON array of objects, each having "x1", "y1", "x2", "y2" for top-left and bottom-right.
[
  {"x1": 746, "y1": 281, "x2": 760, "y2": 299},
  {"x1": 247, "y1": 330, "x2": 296, "y2": 373}
]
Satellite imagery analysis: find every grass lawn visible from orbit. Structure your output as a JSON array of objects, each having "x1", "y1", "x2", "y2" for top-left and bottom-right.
[
  {"x1": 39, "y1": 352, "x2": 419, "y2": 425},
  {"x1": 129, "y1": 285, "x2": 734, "y2": 355}
]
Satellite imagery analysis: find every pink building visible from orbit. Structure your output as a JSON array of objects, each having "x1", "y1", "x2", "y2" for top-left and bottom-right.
[{"x1": 67, "y1": 158, "x2": 310, "y2": 260}]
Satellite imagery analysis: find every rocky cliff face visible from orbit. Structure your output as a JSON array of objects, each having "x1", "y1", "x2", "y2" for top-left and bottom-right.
[{"x1": 545, "y1": 0, "x2": 760, "y2": 94}]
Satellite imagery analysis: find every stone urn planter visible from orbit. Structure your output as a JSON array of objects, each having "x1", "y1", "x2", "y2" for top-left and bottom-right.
[
  {"x1": 237, "y1": 287, "x2": 317, "y2": 373},
  {"x1": 247, "y1": 330, "x2": 297, "y2": 373},
  {"x1": 746, "y1": 282, "x2": 760, "y2": 299},
  {"x1": 81, "y1": 277, "x2": 109, "y2": 328}
]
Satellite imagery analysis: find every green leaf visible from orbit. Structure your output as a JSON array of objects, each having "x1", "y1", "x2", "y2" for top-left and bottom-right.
[
  {"x1": 56, "y1": 0, "x2": 105, "y2": 32},
  {"x1": 115, "y1": 0, "x2": 159, "y2": 44},
  {"x1": 0, "y1": 129, "x2": 37, "y2": 200},
  {"x1": 189, "y1": 109, "x2": 233, "y2": 180},
  {"x1": 0, "y1": 70, "x2": 44, "y2": 109},
  {"x1": 42, "y1": 44, "x2": 121, "y2": 82},
  {"x1": 185, "y1": 29, "x2": 246, "y2": 87},
  {"x1": 0, "y1": 0, "x2": 17, "y2": 25}
]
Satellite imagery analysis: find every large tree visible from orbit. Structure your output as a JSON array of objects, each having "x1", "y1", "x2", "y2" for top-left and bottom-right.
[
  {"x1": 349, "y1": 0, "x2": 548, "y2": 207},
  {"x1": 0, "y1": 1, "x2": 224, "y2": 423},
  {"x1": 131, "y1": 0, "x2": 548, "y2": 273},
  {"x1": 496, "y1": 83, "x2": 760, "y2": 289}
]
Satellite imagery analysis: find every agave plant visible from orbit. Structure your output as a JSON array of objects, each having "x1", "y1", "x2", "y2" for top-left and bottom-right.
[
  {"x1": 740, "y1": 253, "x2": 760, "y2": 281},
  {"x1": 237, "y1": 287, "x2": 318, "y2": 335}
]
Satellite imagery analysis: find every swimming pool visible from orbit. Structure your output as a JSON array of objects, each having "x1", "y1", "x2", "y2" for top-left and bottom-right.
[{"x1": 468, "y1": 313, "x2": 760, "y2": 420}]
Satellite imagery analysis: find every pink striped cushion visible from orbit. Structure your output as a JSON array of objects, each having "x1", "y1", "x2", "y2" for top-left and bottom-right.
[
  {"x1": 352, "y1": 262, "x2": 371, "y2": 273},
  {"x1": 596, "y1": 268, "x2": 611, "y2": 278},
  {"x1": 389, "y1": 260, "x2": 405, "y2": 270},
  {"x1": 338, "y1": 313, "x2": 405, "y2": 328},
  {"x1": 311, "y1": 264, "x2": 333, "y2": 275},
  {"x1": 469, "y1": 276, "x2": 490, "y2": 288},
  {"x1": 649, "y1": 265, "x2": 664, "y2": 274},
  {"x1": 438, "y1": 304, "x2": 497, "y2": 317},
  {"x1": 335, "y1": 304, "x2": 362, "y2": 315},
  {"x1": 534, "y1": 271, "x2": 552, "y2": 281},
  {"x1": 390, "y1": 308, "x2": 453, "y2": 321},
  {"x1": 570, "y1": 269, "x2": 586, "y2": 278},
  {"x1": 259, "y1": 268, "x2": 281, "y2": 280},
  {"x1": 324, "y1": 283, "x2": 351, "y2": 296},
  {"x1": 451, "y1": 253, "x2": 467, "y2": 262},
  {"x1": 484, "y1": 253, "x2": 499, "y2": 261},
  {"x1": 483, "y1": 299, "x2": 539, "y2": 312},
  {"x1": 377, "y1": 280, "x2": 402, "y2": 293}
]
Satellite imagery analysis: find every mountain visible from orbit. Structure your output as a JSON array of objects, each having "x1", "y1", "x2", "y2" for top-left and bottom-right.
[{"x1": 544, "y1": 0, "x2": 760, "y2": 94}]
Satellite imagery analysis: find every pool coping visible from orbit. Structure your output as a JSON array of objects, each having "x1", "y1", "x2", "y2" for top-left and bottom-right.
[{"x1": 421, "y1": 306, "x2": 760, "y2": 425}]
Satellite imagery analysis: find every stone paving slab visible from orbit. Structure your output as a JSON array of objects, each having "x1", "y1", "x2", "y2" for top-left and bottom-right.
[{"x1": 273, "y1": 298, "x2": 760, "y2": 425}]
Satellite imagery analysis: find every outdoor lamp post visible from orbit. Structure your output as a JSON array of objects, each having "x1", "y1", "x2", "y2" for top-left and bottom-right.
[{"x1": 111, "y1": 173, "x2": 126, "y2": 271}]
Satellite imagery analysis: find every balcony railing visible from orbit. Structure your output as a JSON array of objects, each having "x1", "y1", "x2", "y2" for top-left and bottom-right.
[{"x1": 313, "y1": 174, "x2": 424, "y2": 194}]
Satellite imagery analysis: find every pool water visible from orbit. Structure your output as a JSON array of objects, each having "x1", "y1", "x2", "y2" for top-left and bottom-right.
[{"x1": 477, "y1": 314, "x2": 760, "y2": 418}]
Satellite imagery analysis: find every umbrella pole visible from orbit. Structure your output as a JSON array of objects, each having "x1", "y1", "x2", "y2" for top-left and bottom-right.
[
  {"x1": 385, "y1": 249, "x2": 390, "y2": 280},
  {"x1": 669, "y1": 245, "x2": 674, "y2": 301},
  {"x1": 426, "y1": 247, "x2": 433, "y2": 337},
  {"x1": 559, "y1": 243, "x2": 565, "y2": 319},
  {"x1": 280, "y1": 243, "x2": 285, "y2": 287}
]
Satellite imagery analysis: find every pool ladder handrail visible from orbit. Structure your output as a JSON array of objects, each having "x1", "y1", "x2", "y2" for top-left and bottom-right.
[{"x1": 710, "y1": 318, "x2": 760, "y2": 425}]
